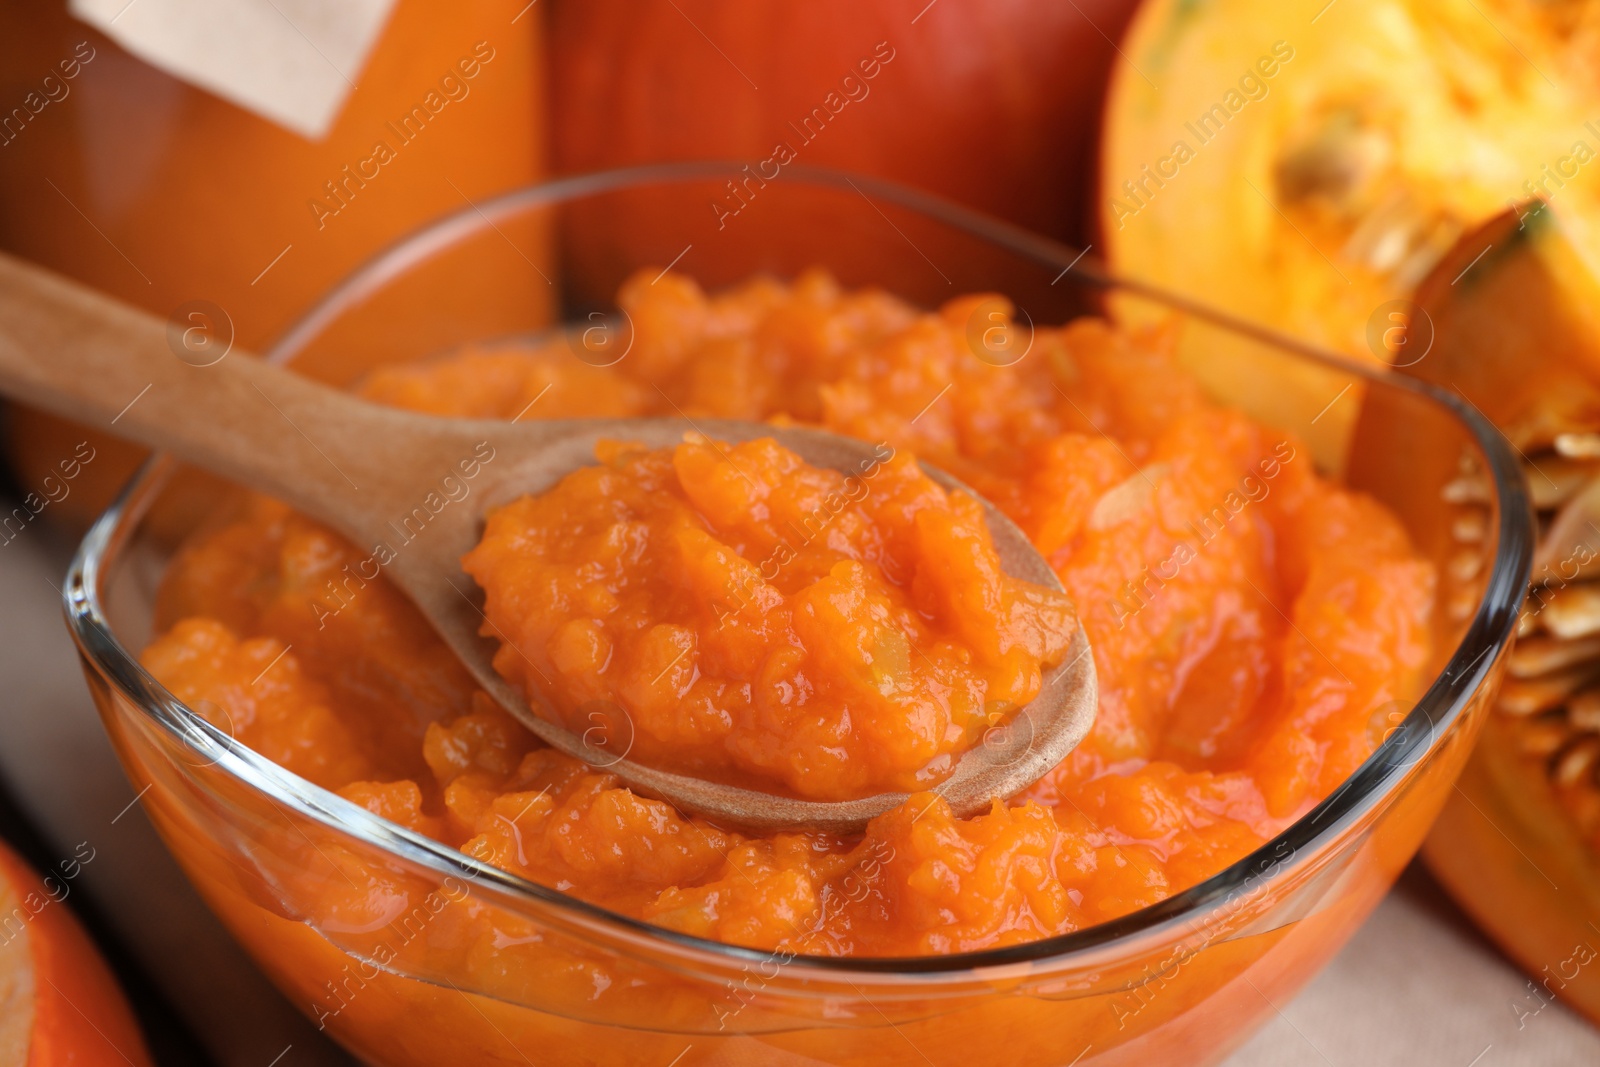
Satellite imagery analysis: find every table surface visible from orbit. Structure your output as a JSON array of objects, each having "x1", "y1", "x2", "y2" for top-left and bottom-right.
[{"x1": 2, "y1": 517, "x2": 1597, "y2": 1067}]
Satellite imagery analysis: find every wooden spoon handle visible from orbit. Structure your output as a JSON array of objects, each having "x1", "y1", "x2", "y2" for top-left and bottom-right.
[{"x1": 0, "y1": 251, "x2": 392, "y2": 514}]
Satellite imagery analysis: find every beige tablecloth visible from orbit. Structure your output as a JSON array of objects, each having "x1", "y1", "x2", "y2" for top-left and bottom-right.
[{"x1": 2, "y1": 523, "x2": 1596, "y2": 1066}]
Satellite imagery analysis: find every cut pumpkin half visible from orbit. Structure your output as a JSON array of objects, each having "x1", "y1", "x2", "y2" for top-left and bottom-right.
[
  {"x1": 1410, "y1": 203, "x2": 1600, "y2": 1025},
  {"x1": 1101, "y1": 0, "x2": 1600, "y2": 466},
  {"x1": 0, "y1": 838, "x2": 152, "y2": 1066}
]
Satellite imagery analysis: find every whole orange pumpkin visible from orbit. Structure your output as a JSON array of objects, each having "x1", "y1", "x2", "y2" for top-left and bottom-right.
[{"x1": 551, "y1": 0, "x2": 1137, "y2": 246}]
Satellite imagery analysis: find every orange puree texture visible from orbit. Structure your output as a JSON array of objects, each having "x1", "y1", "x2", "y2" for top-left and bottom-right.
[
  {"x1": 462, "y1": 436, "x2": 1079, "y2": 800},
  {"x1": 142, "y1": 270, "x2": 1436, "y2": 956}
]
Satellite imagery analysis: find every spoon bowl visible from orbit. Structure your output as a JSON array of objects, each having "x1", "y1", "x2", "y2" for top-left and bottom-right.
[{"x1": 0, "y1": 250, "x2": 1095, "y2": 833}]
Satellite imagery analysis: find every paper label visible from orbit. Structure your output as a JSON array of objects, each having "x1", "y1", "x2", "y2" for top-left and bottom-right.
[{"x1": 69, "y1": 0, "x2": 398, "y2": 140}]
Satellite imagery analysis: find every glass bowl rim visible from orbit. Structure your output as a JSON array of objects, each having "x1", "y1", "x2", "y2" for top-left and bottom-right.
[{"x1": 61, "y1": 161, "x2": 1534, "y2": 980}]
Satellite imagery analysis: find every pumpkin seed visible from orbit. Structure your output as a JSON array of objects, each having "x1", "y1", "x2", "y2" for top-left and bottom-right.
[
  {"x1": 1462, "y1": 440, "x2": 1600, "y2": 821},
  {"x1": 1509, "y1": 634, "x2": 1600, "y2": 678}
]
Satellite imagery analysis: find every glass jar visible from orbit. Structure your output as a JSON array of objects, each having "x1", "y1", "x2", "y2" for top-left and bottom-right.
[{"x1": 0, "y1": 0, "x2": 547, "y2": 525}]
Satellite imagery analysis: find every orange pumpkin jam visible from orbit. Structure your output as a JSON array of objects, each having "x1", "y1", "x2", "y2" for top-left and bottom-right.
[
  {"x1": 462, "y1": 436, "x2": 1078, "y2": 800},
  {"x1": 142, "y1": 269, "x2": 1436, "y2": 956}
]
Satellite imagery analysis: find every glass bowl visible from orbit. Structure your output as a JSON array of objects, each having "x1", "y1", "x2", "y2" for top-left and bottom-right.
[{"x1": 63, "y1": 165, "x2": 1531, "y2": 1066}]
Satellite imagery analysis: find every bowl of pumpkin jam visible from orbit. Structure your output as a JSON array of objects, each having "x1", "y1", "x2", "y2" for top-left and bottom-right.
[{"x1": 66, "y1": 168, "x2": 1529, "y2": 1067}]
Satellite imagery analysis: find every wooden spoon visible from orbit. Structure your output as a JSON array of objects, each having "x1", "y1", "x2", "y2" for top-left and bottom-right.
[{"x1": 0, "y1": 252, "x2": 1096, "y2": 834}]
